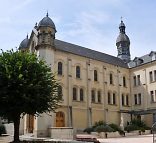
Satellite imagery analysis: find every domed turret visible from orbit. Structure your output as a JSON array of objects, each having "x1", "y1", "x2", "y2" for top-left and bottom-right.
[
  {"x1": 116, "y1": 20, "x2": 131, "y2": 63},
  {"x1": 37, "y1": 12, "x2": 56, "y2": 46},
  {"x1": 38, "y1": 12, "x2": 56, "y2": 32},
  {"x1": 19, "y1": 35, "x2": 29, "y2": 50}
]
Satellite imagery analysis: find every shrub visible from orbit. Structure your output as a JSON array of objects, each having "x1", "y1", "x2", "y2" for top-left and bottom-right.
[
  {"x1": 109, "y1": 123, "x2": 122, "y2": 132},
  {"x1": 93, "y1": 121, "x2": 106, "y2": 129},
  {"x1": 95, "y1": 125, "x2": 114, "y2": 133},
  {"x1": 0, "y1": 124, "x2": 6, "y2": 135},
  {"x1": 124, "y1": 119, "x2": 151, "y2": 132},
  {"x1": 124, "y1": 124, "x2": 139, "y2": 132},
  {"x1": 84, "y1": 127, "x2": 94, "y2": 134}
]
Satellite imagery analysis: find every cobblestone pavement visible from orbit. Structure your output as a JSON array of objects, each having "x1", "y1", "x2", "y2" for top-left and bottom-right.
[{"x1": 98, "y1": 134, "x2": 153, "y2": 143}]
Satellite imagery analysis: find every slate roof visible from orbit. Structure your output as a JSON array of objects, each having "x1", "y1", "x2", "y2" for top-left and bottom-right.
[
  {"x1": 128, "y1": 51, "x2": 156, "y2": 68},
  {"x1": 38, "y1": 13, "x2": 56, "y2": 31},
  {"x1": 19, "y1": 36, "x2": 29, "y2": 50},
  {"x1": 54, "y1": 39, "x2": 128, "y2": 68}
]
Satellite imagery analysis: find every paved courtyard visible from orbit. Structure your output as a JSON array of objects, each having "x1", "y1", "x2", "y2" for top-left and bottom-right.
[
  {"x1": 98, "y1": 134, "x2": 153, "y2": 143},
  {"x1": 0, "y1": 134, "x2": 154, "y2": 143}
]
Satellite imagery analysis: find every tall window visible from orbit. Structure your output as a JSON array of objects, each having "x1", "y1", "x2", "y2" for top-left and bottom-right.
[
  {"x1": 133, "y1": 76, "x2": 136, "y2": 86},
  {"x1": 58, "y1": 62, "x2": 63, "y2": 75},
  {"x1": 137, "y1": 75, "x2": 140, "y2": 85},
  {"x1": 138, "y1": 93, "x2": 141, "y2": 105},
  {"x1": 97, "y1": 91, "x2": 101, "y2": 103},
  {"x1": 76, "y1": 66, "x2": 80, "y2": 78},
  {"x1": 122, "y1": 94, "x2": 124, "y2": 106},
  {"x1": 113, "y1": 93, "x2": 116, "y2": 104},
  {"x1": 149, "y1": 71, "x2": 153, "y2": 83},
  {"x1": 80, "y1": 88, "x2": 84, "y2": 101},
  {"x1": 151, "y1": 91, "x2": 154, "y2": 102},
  {"x1": 58, "y1": 85, "x2": 63, "y2": 99},
  {"x1": 154, "y1": 70, "x2": 156, "y2": 81},
  {"x1": 94, "y1": 70, "x2": 98, "y2": 81},
  {"x1": 123, "y1": 76, "x2": 126, "y2": 87},
  {"x1": 134, "y1": 94, "x2": 137, "y2": 105},
  {"x1": 108, "y1": 92, "x2": 111, "y2": 104},
  {"x1": 126, "y1": 95, "x2": 129, "y2": 106},
  {"x1": 73, "y1": 87, "x2": 77, "y2": 101},
  {"x1": 110, "y1": 73, "x2": 113, "y2": 84},
  {"x1": 91, "y1": 90, "x2": 95, "y2": 103}
]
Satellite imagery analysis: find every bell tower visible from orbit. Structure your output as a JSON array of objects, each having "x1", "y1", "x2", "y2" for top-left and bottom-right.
[{"x1": 116, "y1": 19, "x2": 131, "y2": 63}]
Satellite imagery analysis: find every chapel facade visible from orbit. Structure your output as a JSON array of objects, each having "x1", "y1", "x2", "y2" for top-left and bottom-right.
[{"x1": 18, "y1": 13, "x2": 156, "y2": 137}]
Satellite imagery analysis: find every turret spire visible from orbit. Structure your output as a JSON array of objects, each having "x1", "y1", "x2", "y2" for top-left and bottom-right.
[
  {"x1": 116, "y1": 19, "x2": 131, "y2": 63},
  {"x1": 46, "y1": 11, "x2": 48, "y2": 17}
]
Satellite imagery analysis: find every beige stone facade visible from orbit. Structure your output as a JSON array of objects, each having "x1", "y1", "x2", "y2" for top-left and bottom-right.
[{"x1": 17, "y1": 14, "x2": 156, "y2": 137}]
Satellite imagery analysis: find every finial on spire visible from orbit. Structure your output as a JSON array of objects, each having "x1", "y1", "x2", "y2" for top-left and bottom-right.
[
  {"x1": 26, "y1": 33, "x2": 28, "y2": 39},
  {"x1": 121, "y1": 16, "x2": 123, "y2": 22},
  {"x1": 46, "y1": 11, "x2": 48, "y2": 17}
]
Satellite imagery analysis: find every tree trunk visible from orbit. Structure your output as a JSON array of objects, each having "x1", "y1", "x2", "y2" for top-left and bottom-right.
[{"x1": 13, "y1": 114, "x2": 20, "y2": 142}]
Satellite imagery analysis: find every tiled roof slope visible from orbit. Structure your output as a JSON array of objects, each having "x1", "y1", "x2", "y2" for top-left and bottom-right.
[{"x1": 54, "y1": 39, "x2": 128, "y2": 68}]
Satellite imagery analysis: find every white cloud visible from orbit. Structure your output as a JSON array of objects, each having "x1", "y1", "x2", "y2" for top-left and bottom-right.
[{"x1": 57, "y1": 10, "x2": 117, "y2": 56}]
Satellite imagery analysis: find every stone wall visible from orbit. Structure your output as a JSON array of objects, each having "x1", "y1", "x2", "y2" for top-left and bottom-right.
[{"x1": 48, "y1": 127, "x2": 75, "y2": 140}]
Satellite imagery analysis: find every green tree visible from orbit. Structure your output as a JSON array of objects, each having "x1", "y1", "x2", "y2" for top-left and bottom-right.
[{"x1": 0, "y1": 50, "x2": 61, "y2": 142}]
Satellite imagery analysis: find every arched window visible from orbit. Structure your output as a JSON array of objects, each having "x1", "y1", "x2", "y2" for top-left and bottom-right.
[
  {"x1": 73, "y1": 87, "x2": 77, "y2": 101},
  {"x1": 91, "y1": 90, "x2": 95, "y2": 103},
  {"x1": 126, "y1": 94, "x2": 129, "y2": 105},
  {"x1": 58, "y1": 62, "x2": 63, "y2": 75},
  {"x1": 58, "y1": 85, "x2": 63, "y2": 99},
  {"x1": 98, "y1": 91, "x2": 101, "y2": 103},
  {"x1": 122, "y1": 94, "x2": 124, "y2": 106},
  {"x1": 94, "y1": 70, "x2": 98, "y2": 81},
  {"x1": 108, "y1": 92, "x2": 111, "y2": 104},
  {"x1": 76, "y1": 66, "x2": 80, "y2": 78},
  {"x1": 110, "y1": 73, "x2": 113, "y2": 84},
  {"x1": 123, "y1": 76, "x2": 126, "y2": 87},
  {"x1": 113, "y1": 93, "x2": 116, "y2": 104},
  {"x1": 80, "y1": 88, "x2": 84, "y2": 101}
]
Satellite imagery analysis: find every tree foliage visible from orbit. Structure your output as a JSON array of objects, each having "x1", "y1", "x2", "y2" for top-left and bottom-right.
[{"x1": 0, "y1": 50, "x2": 61, "y2": 142}]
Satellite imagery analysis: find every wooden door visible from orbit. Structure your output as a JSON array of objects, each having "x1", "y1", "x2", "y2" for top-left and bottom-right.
[
  {"x1": 27, "y1": 115, "x2": 34, "y2": 133},
  {"x1": 56, "y1": 112, "x2": 65, "y2": 127}
]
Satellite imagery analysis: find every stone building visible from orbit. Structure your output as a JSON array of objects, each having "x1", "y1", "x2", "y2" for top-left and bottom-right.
[{"x1": 18, "y1": 13, "x2": 156, "y2": 137}]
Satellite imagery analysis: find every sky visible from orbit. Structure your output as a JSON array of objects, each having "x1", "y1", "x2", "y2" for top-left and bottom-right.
[{"x1": 0, "y1": 0, "x2": 156, "y2": 59}]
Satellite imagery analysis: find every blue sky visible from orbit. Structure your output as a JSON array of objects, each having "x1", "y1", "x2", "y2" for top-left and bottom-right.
[{"x1": 0, "y1": 0, "x2": 156, "y2": 59}]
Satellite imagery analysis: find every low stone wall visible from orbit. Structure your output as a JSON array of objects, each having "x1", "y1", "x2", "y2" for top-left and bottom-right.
[{"x1": 48, "y1": 127, "x2": 75, "y2": 140}]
